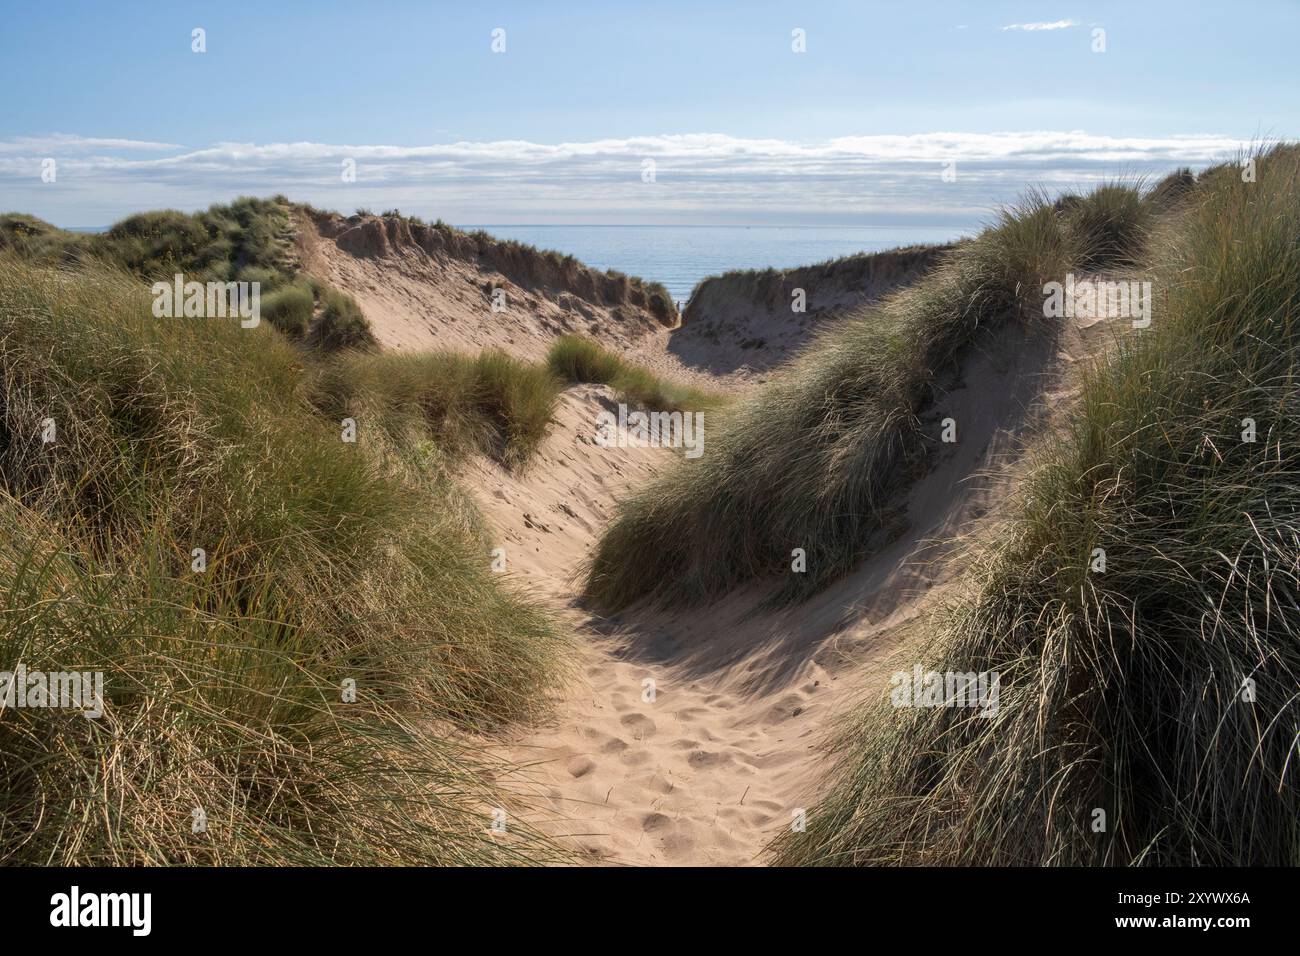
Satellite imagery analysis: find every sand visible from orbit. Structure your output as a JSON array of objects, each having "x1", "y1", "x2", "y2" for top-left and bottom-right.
[
  {"x1": 297, "y1": 213, "x2": 722, "y2": 390},
  {"x1": 465, "y1": 313, "x2": 1115, "y2": 865},
  {"x1": 305, "y1": 213, "x2": 1121, "y2": 864}
]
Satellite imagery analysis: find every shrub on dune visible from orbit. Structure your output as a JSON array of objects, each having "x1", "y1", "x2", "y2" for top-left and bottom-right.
[
  {"x1": 1146, "y1": 166, "x2": 1197, "y2": 211},
  {"x1": 0, "y1": 197, "x2": 381, "y2": 357},
  {"x1": 1063, "y1": 182, "x2": 1154, "y2": 268}
]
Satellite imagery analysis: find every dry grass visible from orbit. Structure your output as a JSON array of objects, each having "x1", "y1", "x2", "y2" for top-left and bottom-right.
[
  {"x1": 774, "y1": 144, "x2": 1300, "y2": 866},
  {"x1": 546, "y1": 335, "x2": 722, "y2": 414},
  {"x1": 586, "y1": 185, "x2": 1145, "y2": 608},
  {"x1": 0, "y1": 257, "x2": 570, "y2": 865},
  {"x1": 312, "y1": 349, "x2": 562, "y2": 471}
]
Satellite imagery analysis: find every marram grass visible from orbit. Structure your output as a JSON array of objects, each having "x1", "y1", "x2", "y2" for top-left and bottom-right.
[
  {"x1": 0, "y1": 257, "x2": 570, "y2": 865},
  {"x1": 546, "y1": 334, "x2": 722, "y2": 414},
  {"x1": 773, "y1": 144, "x2": 1300, "y2": 866},
  {"x1": 586, "y1": 184, "x2": 1150, "y2": 608}
]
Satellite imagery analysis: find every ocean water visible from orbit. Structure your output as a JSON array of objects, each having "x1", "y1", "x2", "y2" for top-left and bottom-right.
[{"x1": 460, "y1": 225, "x2": 967, "y2": 306}]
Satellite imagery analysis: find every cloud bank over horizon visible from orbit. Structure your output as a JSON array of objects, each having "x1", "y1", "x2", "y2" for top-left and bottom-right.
[
  {"x1": 0, "y1": 130, "x2": 1255, "y2": 229},
  {"x1": 1001, "y1": 20, "x2": 1080, "y2": 31}
]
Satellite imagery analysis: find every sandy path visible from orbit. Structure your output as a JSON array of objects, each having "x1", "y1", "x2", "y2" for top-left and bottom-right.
[
  {"x1": 472, "y1": 386, "x2": 882, "y2": 865},
  {"x1": 468, "y1": 313, "x2": 1105, "y2": 865}
]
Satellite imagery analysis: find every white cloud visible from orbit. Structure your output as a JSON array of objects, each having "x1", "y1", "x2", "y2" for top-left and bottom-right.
[
  {"x1": 0, "y1": 130, "x2": 1251, "y2": 227},
  {"x1": 1001, "y1": 20, "x2": 1080, "y2": 31},
  {"x1": 0, "y1": 133, "x2": 182, "y2": 154}
]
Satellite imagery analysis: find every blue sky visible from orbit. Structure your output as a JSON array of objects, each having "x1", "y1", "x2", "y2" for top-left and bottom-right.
[{"x1": 1, "y1": 1, "x2": 1295, "y2": 227}]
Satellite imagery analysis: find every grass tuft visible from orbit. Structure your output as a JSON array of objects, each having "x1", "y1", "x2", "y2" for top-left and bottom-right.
[
  {"x1": 312, "y1": 349, "x2": 561, "y2": 470},
  {"x1": 310, "y1": 288, "x2": 377, "y2": 353},
  {"x1": 546, "y1": 335, "x2": 721, "y2": 413},
  {"x1": 261, "y1": 282, "x2": 315, "y2": 339},
  {"x1": 1062, "y1": 182, "x2": 1154, "y2": 268}
]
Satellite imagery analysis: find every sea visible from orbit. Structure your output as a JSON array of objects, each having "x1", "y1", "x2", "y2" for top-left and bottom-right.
[{"x1": 460, "y1": 224, "x2": 969, "y2": 307}]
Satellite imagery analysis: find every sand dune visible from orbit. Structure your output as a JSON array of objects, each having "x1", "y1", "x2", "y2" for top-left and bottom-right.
[
  {"x1": 297, "y1": 210, "x2": 946, "y2": 391},
  {"x1": 672, "y1": 244, "x2": 953, "y2": 385},
  {"x1": 297, "y1": 209, "x2": 721, "y2": 390},
  {"x1": 462, "y1": 306, "x2": 1116, "y2": 865},
  {"x1": 301, "y1": 205, "x2": 1123, "y2": 865}
]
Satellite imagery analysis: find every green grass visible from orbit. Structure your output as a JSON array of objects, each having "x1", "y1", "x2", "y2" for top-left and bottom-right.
[
  {"x1": 0, "y1": 197, "x2": 377, "y2": 353},
  {"x1": 682, "y1": 242, "x2": 954, "y2": 305},
  {"x1": 1060, "y1": 182, "x2": 1154, "y2": 269},
  {"x1": 312, "y1": 339, "x2": 710, "y2": 475},
  {"x1": 586, "y1": 184, "x2": 1147, "y2": 609},
  {"x1": 546, "y1": 335, "x2": 722, "y2": 413},
  {"x1": 773, "y1": 144, "x2": 1300, "y2": 866},
  {"x1": 0, "y1": 255, "x2": 569, "y2": 865},
  {"x1": 261, "y1": 282, "x2": 315, "y2": 339},
  {"x1": 310, "y1": 287, "x2": 377, "y2": 353},
  {"x1": 1146, "y1": 166, "x2": 1197, "y2": 211},
  {"x1": 312, "y1": 349, "x2": 562, "y2": 471}
]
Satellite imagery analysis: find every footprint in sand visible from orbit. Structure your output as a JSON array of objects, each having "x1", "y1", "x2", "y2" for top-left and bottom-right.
[
  {"x1": 660, "y1": 830, "x2": 696, "y2": 859},
  {"x1": 673, "y1": 706, "x2": 711, "y2": 722},
  {"x1": 565, "y1": 755, "x2": 596, "y2": 778},
  {"x1": 686, "y1": 749, "x2": 735, "y2": 769},
  {"x1": 641, "y1": 812, "x2": 672, "y2": 832},
  {"x1": 619, "y1": 712, "x2": 656, "y2": 737},
  {"x1": 764, "y1": 693, "x2": 808, "y2": 723}
]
